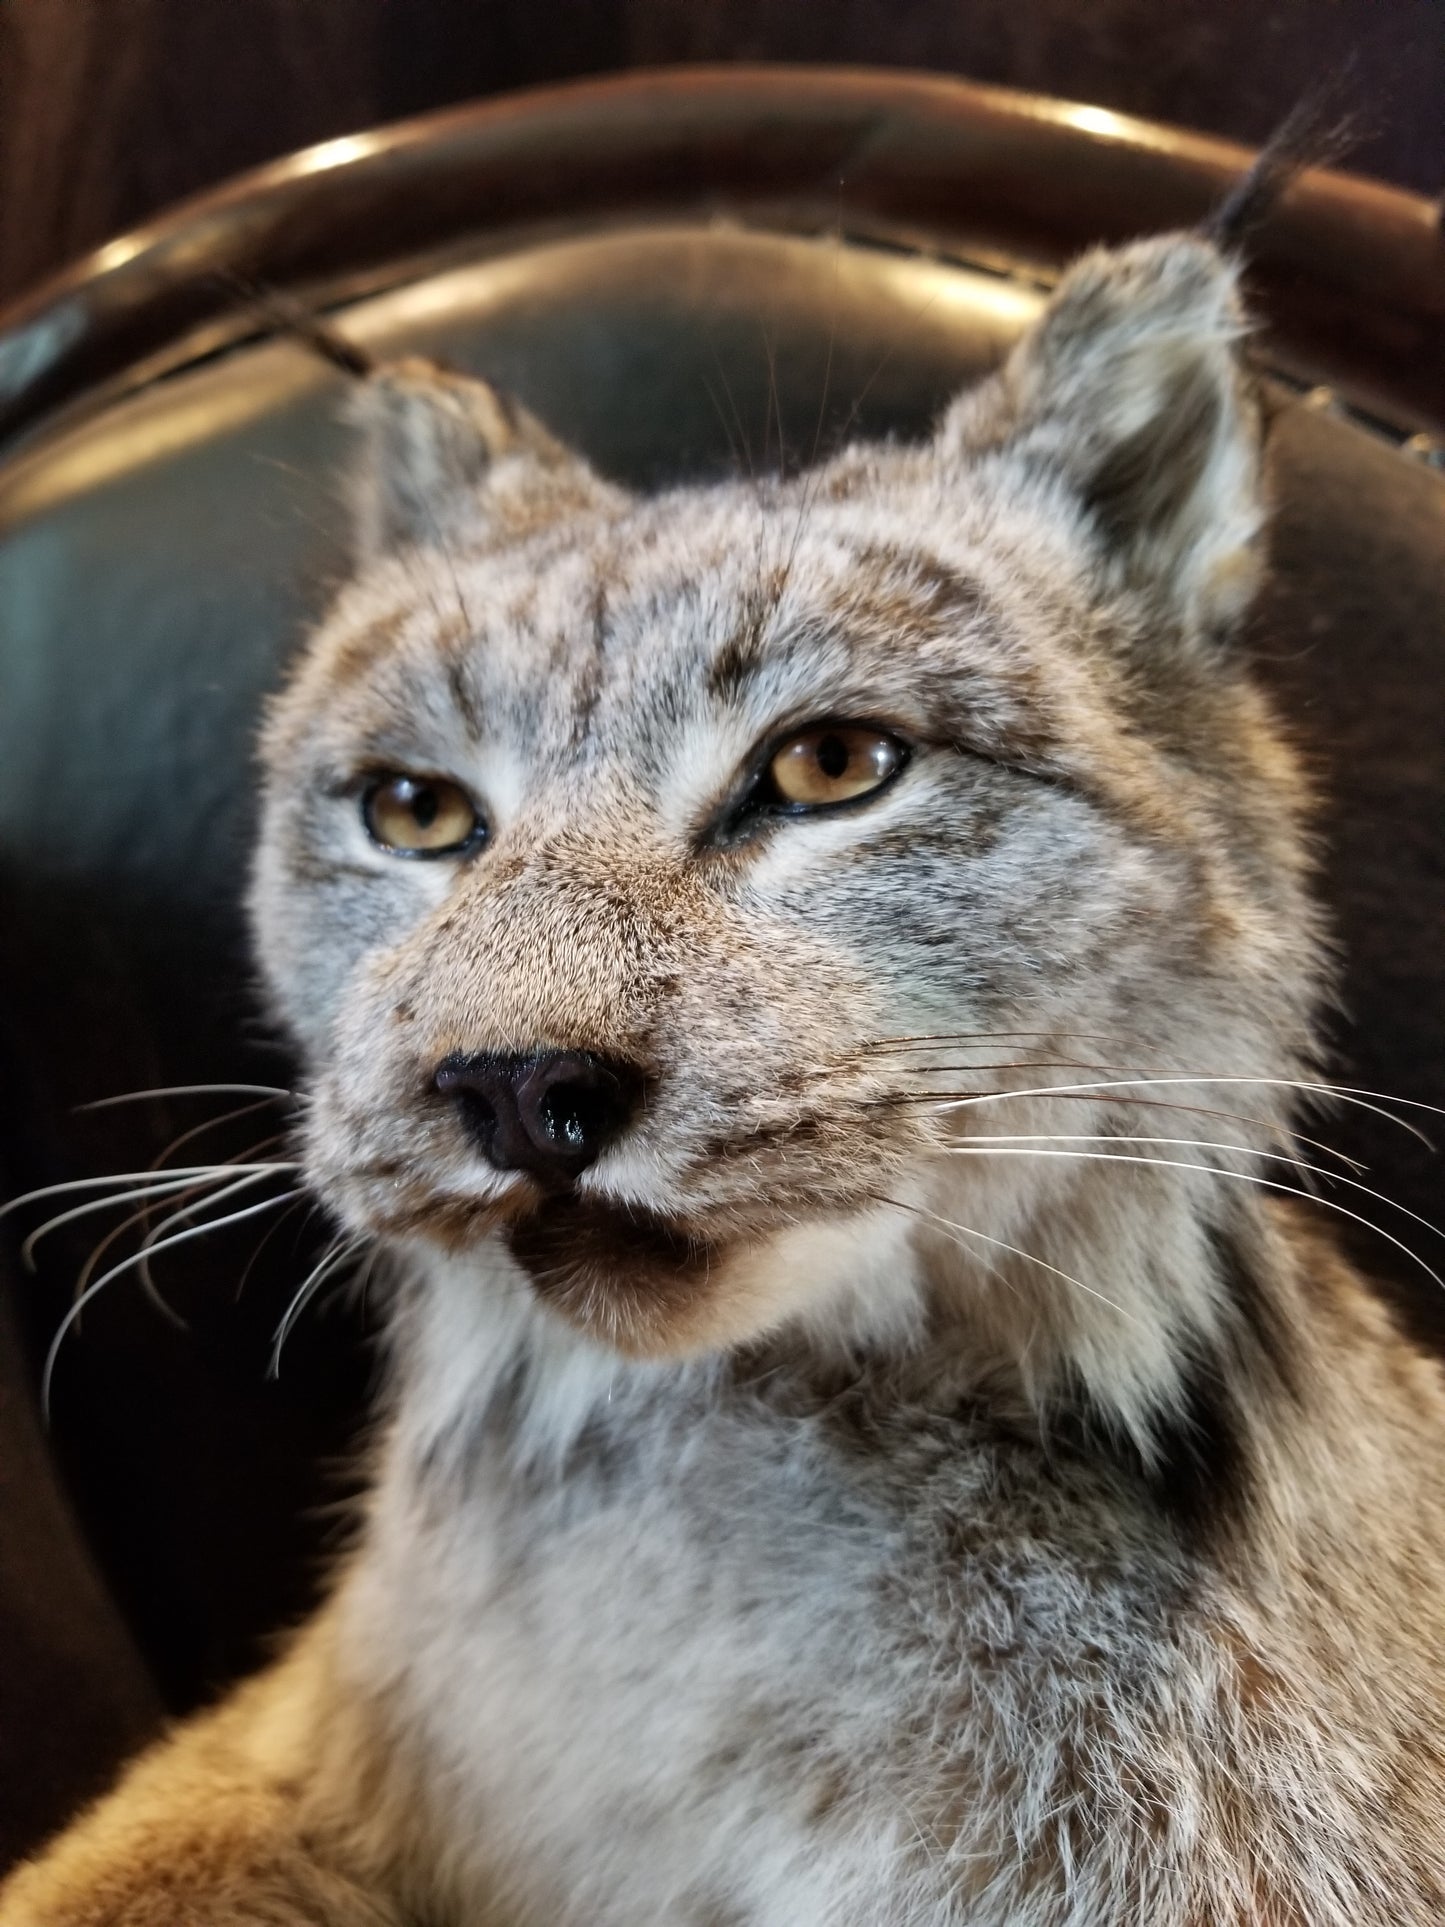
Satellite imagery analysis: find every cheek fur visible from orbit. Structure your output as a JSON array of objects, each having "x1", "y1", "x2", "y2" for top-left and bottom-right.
[
  {"x1": 752, "y1": 771, "x2": 1180, "y2": 1037},
  {"x1": 252, "y1": 807, "x2": 456, "y2": 1058}
]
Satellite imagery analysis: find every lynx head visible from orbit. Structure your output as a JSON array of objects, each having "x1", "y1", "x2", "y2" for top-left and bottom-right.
[{"x1": 252, "y1": 236, "x2": 1322, "y2": 1442}]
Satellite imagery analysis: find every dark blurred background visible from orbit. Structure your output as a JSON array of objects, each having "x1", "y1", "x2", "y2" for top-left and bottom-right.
[{"x1": 1, "y1": 0, "x2": 1442, "y2": 307}]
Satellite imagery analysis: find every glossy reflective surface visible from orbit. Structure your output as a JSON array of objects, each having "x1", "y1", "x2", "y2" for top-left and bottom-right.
[{"x1": 0, "y1": 67, "x2": 1442, "y2": 450}]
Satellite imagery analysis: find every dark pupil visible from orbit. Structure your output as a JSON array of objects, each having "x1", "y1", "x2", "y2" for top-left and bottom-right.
[
  {"x1": 408, "y1": 785, "x2": 439, "y2": 829},
  {"x1": 816, "y1": 735, "x2": 850, "y2": 780}
]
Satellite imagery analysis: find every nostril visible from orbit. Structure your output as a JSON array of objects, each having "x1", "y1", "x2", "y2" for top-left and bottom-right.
[
  {"x1": 538, "y1": 1084, "x2": 596, "y2": 1151},
  {"x1": 528, "y1": 1071, "x2": 632, "y2": 1157},
  {"x1": 435, "y1": 1050, "x2": 641, "y2": 1185},
  {"x1": 451, "y1": 1086, "x2": 501, "y2": 1154}
]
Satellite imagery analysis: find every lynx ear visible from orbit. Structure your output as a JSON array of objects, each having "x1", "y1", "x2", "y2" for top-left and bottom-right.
[
  {"x1": 349, "y1": 356, "x2": 575, "y2": 556},
  {"x1": 947, "y1": 236, "x2": 1265, "y2": 635}
]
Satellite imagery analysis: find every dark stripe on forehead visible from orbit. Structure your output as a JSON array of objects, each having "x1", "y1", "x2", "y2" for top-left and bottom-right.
[
  {"x1": 844, "y1": 542, "x2": 988, "y2": 629},
  {"x1": 706, "y1": 569, "x2": 792, "y2": 701},
  {"x1": 569, "y1": 581, "x2": 609, "y2": 749},
  {"x1": 706, "y1": 544, "x2": 991, "y2": 711},
  {"x1": 327, "y1": 611, "x2": 409, "y2": 691},
  {"x1": 329, "y1": 603, "x2": 473, "y2": 714},
  {"x1": 445, "y1": 653, "x2": 484, "y2": 739}
]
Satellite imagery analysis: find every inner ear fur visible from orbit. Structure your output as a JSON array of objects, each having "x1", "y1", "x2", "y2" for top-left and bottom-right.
[
  {"x1": 946, "y1": 235, "x2": 1266, "y2": 636},
  {"x1": 349, "y1": 356, "x2": 575, "y2": 557}
]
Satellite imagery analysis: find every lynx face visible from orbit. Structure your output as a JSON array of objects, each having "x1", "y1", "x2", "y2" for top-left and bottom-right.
[{"x1": 252, "y1": 238, "x2": 1320, "y2": 1366}]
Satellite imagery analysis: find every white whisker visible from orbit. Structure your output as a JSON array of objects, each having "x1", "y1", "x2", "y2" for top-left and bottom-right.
[
  {"x1": 857, "y1": 1068, "x2": 1368, "y2": 1170},
  {"x1": 134, "y1": 1135, "x2": 287, "y2": 1299},
  {"x1": 2, "y1": 1163, "x2": 302, "y2": 1224},
  {"x1": 21, "y1": 1173, "x2": 217, "y2": 1270},
  {"x1": 41, "y1": 1188, "x2": 304, "y2": 1420},
  {"x1": 953, "y1": 1133, "x2": 1432, "y2": 1233},
  {"x1": 120, "y1": 1168, "x2": 292, "y2": 1322},
  {"x1": 69, "y1": 1189, "x2": 218, "y2": 1331},
  {"x1": 871, "y1": 1191, "x2": 1136, "y2": 1323},
  {"x1": 64, "y1": 1162, "x2": 291, "y2": 1327},
  {"x1": 863, "y1": 1030, "x2": 1128, "y2": 1052},
  {"x1": 978, "y1": 1116, "x2": 1363, "y2": 1173},
  {"x1": 77, "y1": 1084, "x2": 295, "y2": 1110},
  {"x1": 934, "y1": 1146, "x2": 1445, "y2": 1295},
  {"x1": 927, "y1": 1075, "x2": 1437, "y2": 1149},
  {"x1": 235, "y1": 1197, "x2": 317, "y2": 1303},
  {"x1": 151, "y1": 1097, "x2": 288, "y2": 1169},
  {"x1": 269, "y1": 1236, "x2": 368, "y2": 1377}
]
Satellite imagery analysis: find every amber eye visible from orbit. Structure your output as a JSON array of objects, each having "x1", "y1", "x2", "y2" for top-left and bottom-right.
[
  {"x1": 766, "y1": 725, "x2": 906, "y2": 809},
  {"x1": 362, "y1": 774, "x2": 483, "y2": 857}
]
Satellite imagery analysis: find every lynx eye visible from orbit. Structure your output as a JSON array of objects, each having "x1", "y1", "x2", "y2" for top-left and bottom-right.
[
  {"x1": 362, "y1": 774, "x2": 483, "y2": 857},
  {"x1": 766, "y1": 725, "x2": 906, "y2": 809}
]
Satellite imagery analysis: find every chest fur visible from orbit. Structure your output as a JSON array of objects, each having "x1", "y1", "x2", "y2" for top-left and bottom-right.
[{"x1": 337, "y1": 1388, "x2": 1241, "y2": 1925}]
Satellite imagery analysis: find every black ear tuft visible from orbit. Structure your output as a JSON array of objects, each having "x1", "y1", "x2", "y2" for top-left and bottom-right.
[
  {"x1": 1204, "y1": 79, "x2": 1360, "y2": 254},
  {"x1": 226, "y1": 279, "x2": 581, "y2": 560}
]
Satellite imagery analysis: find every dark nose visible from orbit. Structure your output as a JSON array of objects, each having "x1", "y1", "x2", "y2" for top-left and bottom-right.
[{"x1": 434, "y1": 1050, "x2": 641, "y2": 1188}]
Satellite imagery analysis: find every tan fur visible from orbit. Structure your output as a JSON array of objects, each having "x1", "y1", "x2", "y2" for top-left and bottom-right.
[
  {"x1": 6, "y1": 232, "x2": 1445, "y2": 1923},
  {"x1": 0, "y1": 1619, "x2": 400, "y2": 1925}
]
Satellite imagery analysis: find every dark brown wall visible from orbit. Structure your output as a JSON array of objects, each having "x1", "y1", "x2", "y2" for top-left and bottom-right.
[{"x1": 1, "y1": 0, "x2": 1441, "y2": 305}]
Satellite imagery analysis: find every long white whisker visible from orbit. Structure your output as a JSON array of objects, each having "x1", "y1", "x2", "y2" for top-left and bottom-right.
[
  {"x1": 68, "y1": 1161, "x2": 291, "y2": 1319},
  {"x1": 41, "y1": 1189, "x2": 303, "y2": 1420},
  {"x1": 269, "y1": 1263, "x2": 349, "y2": 1373},
  {"x1": 134, "y1": 1134, "x2": 287, "y2": 1301},
  {"x1": 862, "y1": 1037, "x2": 1445, "y2": 1127},
  {"x1": 235, "y1": 1196, "x2": 317, "y2": 1303},
  {"x1": 269, "y1": 1237, "x2": 367, "y2": 1377},
  {"x1": 1034, "y1": 1096, "x2": 1352, "y2": 1171},
  {"x1": 953, "y1": 1133, "x2": 1433, "y2": 1233},
  {"x1": 871, "y1": 1191, "x2": 1136, "y2": 1323},
  {"x1": 21, "y1": 1174, "x2": 217, "y2": 1269},
  {"x1": 928, "y1": 1076, "x2": 1437, "y2": 1149},
  {"x1": 935, "y1": 1146, "x2": 1445, "y2": 1294},
  {"x1": 77, "y1": 1084, "x2": 295, "y2": 1110},
  {"x1": 69, "y1": 1182, "x2": 249, "y2": 1331},
  {"x1": 2, "y1": 1164, "x2": 302, "y2": 1224},
  {"x1": 151, "y1": 1098, "x2": 289, "y2": 1169},
  {"x1": 959, "y1": 1115, "x2": 1365, "y2": 1174},
  {"x1": 120, "y1": 1169, "x2": 291, "y2": 1323},
  {"x1": 863, "y1": 1030, "x2": 1131, "y2": 1052},
  {"x1": 51, "y1": 1152, "x2": 288, "y2": 1313},
  {"x1": 859, "y1": 1074, "x2": 1368, "y2": 1170}
]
